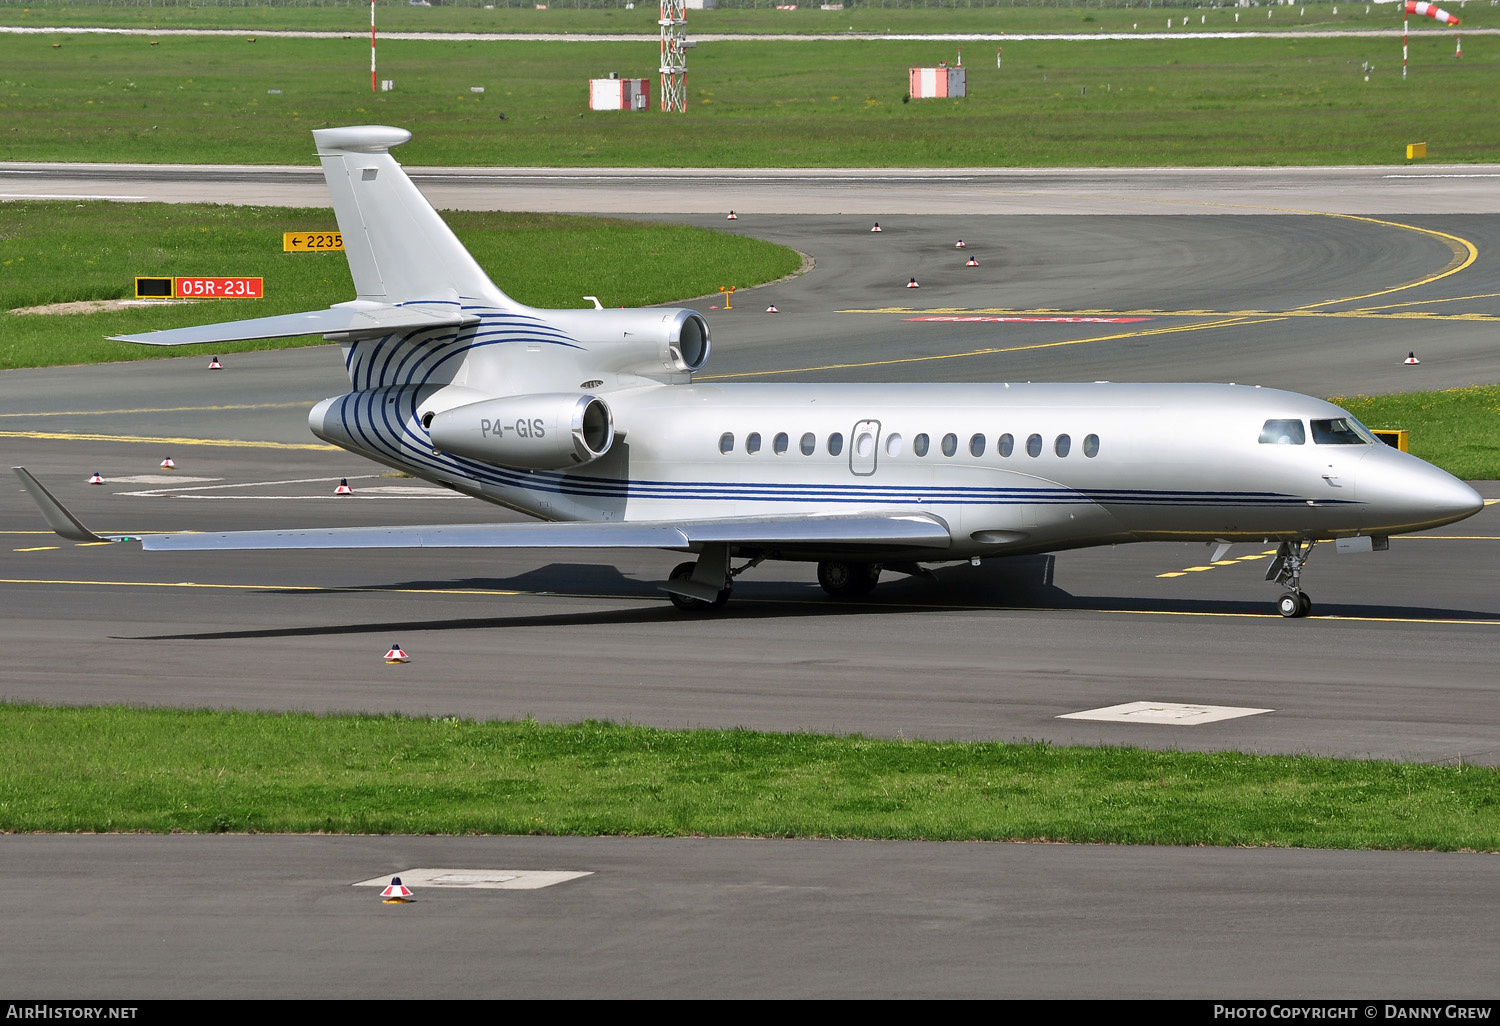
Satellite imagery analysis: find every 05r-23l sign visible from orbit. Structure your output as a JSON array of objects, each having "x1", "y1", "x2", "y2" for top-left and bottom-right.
[{"x1": 134, "y1": 277, "x2": 264, "y2": 299}]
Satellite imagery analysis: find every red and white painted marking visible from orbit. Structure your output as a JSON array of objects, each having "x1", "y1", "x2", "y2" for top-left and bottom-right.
[{"x1": 904, "y1": 315, "x2": 1154, "y2": 324}]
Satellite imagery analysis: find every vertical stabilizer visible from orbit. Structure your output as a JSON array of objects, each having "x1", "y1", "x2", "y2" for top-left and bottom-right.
[{"x1": 313, "y1": 126, "x2": 512, "y2": 308}]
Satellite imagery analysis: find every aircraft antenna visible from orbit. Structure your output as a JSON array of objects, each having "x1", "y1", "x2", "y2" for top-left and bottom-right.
[{"x1": 659, "y1": 0, "x2": 687, "y2": 113}]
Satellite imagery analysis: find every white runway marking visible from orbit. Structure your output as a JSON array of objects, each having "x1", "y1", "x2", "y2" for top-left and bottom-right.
[
  {"x1": 353, "y1": 868, "x2": 593, "y2": 891},
  {"x1": 107, "y1": 475, "x2": 221, "y2": 485},
  {"x1": 1059, "y1": 701, "x2": 1274, "y2": 725},
  {"x1": 0, "y1": 193, "x2": 147, "y2": 201}
]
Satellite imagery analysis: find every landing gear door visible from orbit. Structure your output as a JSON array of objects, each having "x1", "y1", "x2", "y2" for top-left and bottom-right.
[{"x1": 849, "y1": 420, "x2": 880, "y2": 477}]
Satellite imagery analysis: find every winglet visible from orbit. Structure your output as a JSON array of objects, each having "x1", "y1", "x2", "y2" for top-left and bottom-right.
[{"x1": 12, "y1": 467, "x2": 112, "y2": 543}]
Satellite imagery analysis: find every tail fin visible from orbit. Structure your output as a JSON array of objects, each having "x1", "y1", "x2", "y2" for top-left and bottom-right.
[{"x1": 314, "y1": 126, "x2": 512, "y2": 309}]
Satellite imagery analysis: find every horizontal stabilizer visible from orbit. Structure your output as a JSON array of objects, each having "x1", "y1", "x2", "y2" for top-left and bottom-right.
[
  {"x1": 109, "y1": 300, "x2": 478, "y2": 346},
  {"x1": 137, "y1": 512, "x2": 952, "y2": 553}
]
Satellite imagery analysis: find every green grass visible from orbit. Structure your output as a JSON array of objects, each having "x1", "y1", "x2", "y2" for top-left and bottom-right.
[
  {"x1": 1, "y1": 2, "x2": 1494, "y2": 38},
  {"x1": 2, "y1": 32, "x2": 1496, "y2": 165},
  {"x1": 1335, "y1": 385, "x2": 1500, "y2": 480},
  {"x1": 0, "y1": 200, "x2": 801, "y2": 369},
  {"x1": 2, "y1": 703, "x2": 1497, "y2": 847}
]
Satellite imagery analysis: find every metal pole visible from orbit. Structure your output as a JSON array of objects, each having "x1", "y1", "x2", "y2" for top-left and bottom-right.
[
  {"x1": 1403, "y1": 14, "x2": 1408, "y2": 80},
  {"x1": 371, "y1": 1, "x2": 377, "y2": 94}
]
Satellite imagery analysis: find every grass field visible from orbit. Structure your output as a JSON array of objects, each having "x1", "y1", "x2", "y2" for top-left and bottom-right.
[
  {"x1": 0, "y1": 200, "x2": 801, "y2": 369},
  {"x1": 2, "y1": 31, "x2": 1495, "y2": 165},
  {"x1": 1332, "y1": 386, "x2": 1500, "y2": 480},
  {"x1": 3, "y1": 703, "x2": 1497, "y2": 848},
  {"x1": 1, "y1": 2, "x2": 1495, "y2": 37}
]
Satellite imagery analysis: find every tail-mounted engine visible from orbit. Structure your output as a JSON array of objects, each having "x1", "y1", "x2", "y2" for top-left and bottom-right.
[{"x1": 427, "y1": 393, "x2": 614, "y2": 470}]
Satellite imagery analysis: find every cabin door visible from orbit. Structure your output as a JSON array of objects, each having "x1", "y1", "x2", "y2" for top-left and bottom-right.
[{"x1": 849, "y1": 419, "x2": 880, "y2": 476}]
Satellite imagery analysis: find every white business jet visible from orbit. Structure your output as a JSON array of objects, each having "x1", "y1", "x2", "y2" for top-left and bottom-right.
[{"x1": 13, "y1": 125, "x2": 1484, "y2": 617}]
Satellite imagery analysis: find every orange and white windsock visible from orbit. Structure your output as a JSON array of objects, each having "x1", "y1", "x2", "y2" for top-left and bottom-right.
[{"x1": 1406, "y1": 2, "x2": 1459, "y2": 25}]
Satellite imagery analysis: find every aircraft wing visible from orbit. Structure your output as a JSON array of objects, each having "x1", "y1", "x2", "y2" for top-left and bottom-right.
[
  {"x1": 109, "y1": 300, "x2": 478, "y2": 346},
  {"x1": 134, "y1": 512, "x2": 952, "y2": 553},
  {"x1": 12, "y1": 469, "x2": 951, "y2": 553}
]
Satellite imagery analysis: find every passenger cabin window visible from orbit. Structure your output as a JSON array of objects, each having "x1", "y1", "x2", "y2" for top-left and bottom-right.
[
  {"x1": 1026, "y1": 433, "x2": 1042, "y2": 457},
  {"x1": 969, "y1": 433, "x2": 986, "y2": 458},
  {"x1": 998, "y1": 433, "x2": 1014, "y2": 457},
  {"x1": 773, "y1": 432, "x2": 789, "y2": 455},
  {"x1": 746, "y1": 432, "x2": 762, "y2": 454},
  {"x1": 719, "y1": 432, "x2": 734, "y2": 455},
  {"x1": 828, "y1": 432, "x2": 844, "y2": 457},
  {"x1": 941, "y1": 433, "x2": 958, "y2": 457},
  {"x1": 913, "y1": 433, "x2": 930, "y2": 457},
  {"x1": 800, "y1": 432, "x2": 816, "y2": 456},
  {"x1": 1311, "y1": 417, "x2": 1376, "y2": 445},
  {"x1": 1083, "y1": 434, "x2": 1100, "y2": 458},
  {"x1": 886, "y1": 433, "x2": 904, "y2": 457},
  {"x1": 1055, "y1": 434, "x2": 1071, "y2": 457},
  {"x1": 856, "y1": 430, "x2": 875, "y2": 457},
  {"x1": 1259, "y1": 419, "x2": 1305, "y2": 445}
]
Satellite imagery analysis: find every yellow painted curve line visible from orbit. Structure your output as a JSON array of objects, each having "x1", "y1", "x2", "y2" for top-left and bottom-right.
[
  {"x1": 767, "y1": 207, "x2": 1482, "y2": 378},
  {"x1": 0, "y1": 430, "x2": 337, "y2": 451},
  {"x1": 2, "y1": 577, "x2": 1497, "y2": 627}
]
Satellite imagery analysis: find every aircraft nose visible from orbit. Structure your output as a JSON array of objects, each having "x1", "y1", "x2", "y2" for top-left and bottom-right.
[{"x1": 1361, "y1": 449, "x2": 1483, "y2": 531}]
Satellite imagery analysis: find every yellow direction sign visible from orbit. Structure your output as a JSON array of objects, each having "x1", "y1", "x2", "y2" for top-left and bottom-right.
[{"x1": 283, "y1": 231, "x2": 343, "y2": 252}]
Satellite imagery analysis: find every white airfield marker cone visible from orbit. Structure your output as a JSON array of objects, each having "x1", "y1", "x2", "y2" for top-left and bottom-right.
[
  {"x1": 384, "y1": 643, "x2": 409, "y2": 664},
  {"x1": 965, "y1": 257, "x2": 979, "y2": 267},
  {"x1": 160, "y1": 457, "x2": 176, "y2": 469},
  {"x1": 955, "y1": 240, "x2": 966, "y2": 249},
  {"x1": 766, "y1": 304, "x2": 778, "y2": 313},
  {"x1": 381, "y1": 877, "x2": 414, "y2": 903},
  {"x1": 870, "y1": 223, "x2": 882, "y2": 233},
  {"x1": 88, "y1": 472, "x2": 104, "y2": 485},
  {"x1": 208, "y1": 356, "x2": 223, "y2": 370},
  {"x1": 906, "y1": 277, "x2": 920, "y2": 289},
  {"x1": 335, "y1": 478, "x2": 353, "y2": 495},
  {"x1": 1404, "y1": 352, "x2": 1421, "y2": 365},
  {"x1": 726, "y1": 210, "x2": 738, "y2": 220}
]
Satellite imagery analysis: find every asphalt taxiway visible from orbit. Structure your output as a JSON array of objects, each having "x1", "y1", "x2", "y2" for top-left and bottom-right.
[{"x1": 3, "y1": 173, "x2": 1499, "y2": 996}]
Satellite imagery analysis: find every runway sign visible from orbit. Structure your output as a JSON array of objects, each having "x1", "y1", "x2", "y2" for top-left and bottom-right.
[
  {"x1": 283, "y1": 231, "x2": 344, "y2": 252},
  {"x1": 353, "y1": 868, "x2": 593, "y2": 890},
  {"x1": 1058, "y1": 701, "x2": 1273, "y2": 725},
  {"x1": 135, "y1": 277, "x2": 264, "y2": 299}
]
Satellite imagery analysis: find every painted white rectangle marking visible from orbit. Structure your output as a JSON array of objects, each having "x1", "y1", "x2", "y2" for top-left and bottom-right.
[
  {"x1": 1058, "y1": 701, "x2": 1273, "y2": 725},
  {"x1": 353, "y1": 868, "x2": 593, "y2": 890},
  {"x1": 108, "y1": 475, "x2": 223, "y2": 485}
]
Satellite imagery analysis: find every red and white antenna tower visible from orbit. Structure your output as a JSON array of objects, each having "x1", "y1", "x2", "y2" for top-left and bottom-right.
[
  {"x1": 370, "y1": 0, "x2": 377, "y2": 94},
  {"x1": 659, "y1": 0, "x2": 687, "y2": 113}
]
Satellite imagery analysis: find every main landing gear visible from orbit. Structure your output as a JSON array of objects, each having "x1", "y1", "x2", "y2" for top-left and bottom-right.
[
  {"x1": 664, "y1": 544, "x2": 766, "y2": 612},
  {"x1": 816, "y1": 560, "x2": 882, "y2": 598},
  {"x1": 1266, "y1": 540, "x2": 1315, "y2": 618}
]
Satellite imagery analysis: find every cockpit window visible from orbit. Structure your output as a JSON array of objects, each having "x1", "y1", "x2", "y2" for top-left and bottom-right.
[
  {"x1": 1311, "y1": 417, "x2": 1377, "y2": 445},
  {"x1": 1258, "y1": 419, "x2": 1305, "y2": 445}
]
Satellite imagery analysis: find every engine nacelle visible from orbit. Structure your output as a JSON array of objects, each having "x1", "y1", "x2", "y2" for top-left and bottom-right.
[
  {"x1": 428, "y1": 393, "x2": 614, "y2": 470},
  {"x1": 542, "y1": 307, "x2": 710, "y2": 378}
]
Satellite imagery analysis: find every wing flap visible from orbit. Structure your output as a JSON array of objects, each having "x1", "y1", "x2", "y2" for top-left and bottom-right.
[{"x1": 137, "y1": 513, "x2": 952, "y2": 553}]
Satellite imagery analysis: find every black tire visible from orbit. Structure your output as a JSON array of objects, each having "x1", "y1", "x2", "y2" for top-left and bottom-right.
[
  {"x1": 668, "y1": 561, "x2": 704, "y2": 612},
  {"x1": 1297, "y1": 592, "x2": 1313, "y2": 617},
  {"x1": 817, "y1": 560, "x2": 881, "y2": 597},
  {"x1": 1277, "y1": 592, "x2": 1301, "y2": 618}
]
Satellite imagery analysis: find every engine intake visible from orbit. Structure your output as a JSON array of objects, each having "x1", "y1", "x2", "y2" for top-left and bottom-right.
[{"x1": 428, "y1": 393, "x2": 614, "y2": 470}]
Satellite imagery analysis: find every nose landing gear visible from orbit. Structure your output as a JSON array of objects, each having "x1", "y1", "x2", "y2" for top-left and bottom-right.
[{"x1": 1267, "y1": 540, "x2": 1315, "y2": 618}]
